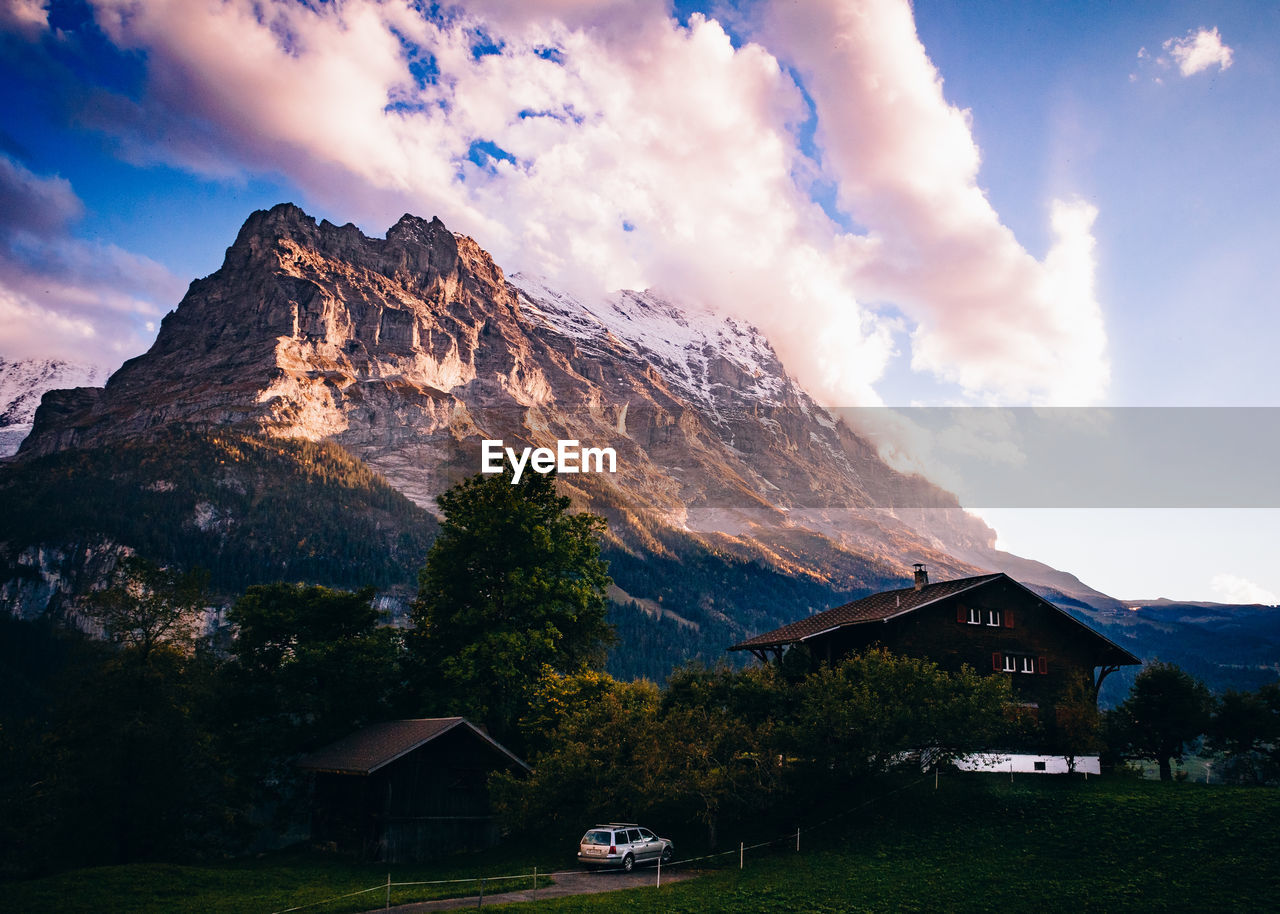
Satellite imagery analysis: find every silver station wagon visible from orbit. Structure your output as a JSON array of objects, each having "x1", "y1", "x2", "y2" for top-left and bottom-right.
[{"x1": 577, "y1": 823, "x2": 674, "y2": 872}]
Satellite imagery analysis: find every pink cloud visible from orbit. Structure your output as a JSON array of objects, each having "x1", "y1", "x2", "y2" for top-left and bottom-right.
[{"x1": 74, "y1": 0, "x2": 1107, "y2": 405}]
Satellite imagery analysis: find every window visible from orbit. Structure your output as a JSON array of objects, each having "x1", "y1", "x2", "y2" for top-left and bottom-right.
[
  {"x1": 1034, "y1": 761, "x2": 1047, "y2": 772},
  {"x1": 626, "y1": 829, "x2": 642, "y2": 844},
  {"x1": 986, "y1": 609, "x2": 1002, "y2": 627},
  {"x1": 997, "y1": 653, "x2": 1045, "y2": 674},
  {"x1": 968, "y1": 607, "x2": 982, "y2": 625}
]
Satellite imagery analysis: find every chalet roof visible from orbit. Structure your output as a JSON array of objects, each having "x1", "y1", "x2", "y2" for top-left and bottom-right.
[
  {"x1": 728, "y1": 572, "x2": 1140, "y2": 665},
  {"x1": 729, "y1": 573, "x2": 1004, "y2": 651},
  {"x1": 296, "y1": 717, "x2": 529, "y2": 776}
]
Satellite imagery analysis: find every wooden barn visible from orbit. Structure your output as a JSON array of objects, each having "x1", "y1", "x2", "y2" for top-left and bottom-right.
[
  {"x1": 729, "y1": 566, "x2": 1140, "y2": 719},
  {"x1": 297, "y1": 717, "x2": 528, "y2": 862}
]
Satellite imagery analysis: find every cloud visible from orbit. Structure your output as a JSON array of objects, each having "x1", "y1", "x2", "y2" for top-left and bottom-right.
[
  {"x1": 68, "y1": 0, "x2": 1104, "y2": 405},
  {"x1": 765, "y1": 0, "x2": 1108, "y2": 403},
  {"x1": 0, "y1": 0, "x2": 49, "y2": 39},
  {"x1": 1210, "y1": 573, "x2": 1278, "y2": 606},
  {"x1": 0, "y1": 153, "x2": 184, "y2": 366},
  {"x1": 1164, "y1": 27, "x2": 1233, "y2": 77}
]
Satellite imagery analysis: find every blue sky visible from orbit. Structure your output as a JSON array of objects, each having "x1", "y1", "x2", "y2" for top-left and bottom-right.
[{"x1": 1, "y1": 0, "x2": 1277, "y2": 602}]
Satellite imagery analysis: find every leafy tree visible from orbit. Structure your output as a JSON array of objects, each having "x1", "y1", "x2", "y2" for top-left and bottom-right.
[
  {"x1": 1051, "y1": 672, "x2": 1104, "y2": 773},
  {"x1": 410, "y1": 469, "x2": 614, "y2": 745},
  {"x1": 492, "y1": 676, "x2": 662, "y2": 837},
  {"x1": 220, "y1": 583, "x2": 405, "y2": 824},
  {"x1": 497, "y1": 652, "x2": 1013, "y2": 851},
  {"x1": 518, "y1": 666, "x2": 620, "y2": 756},
  {"x1": 83, "y1": 556, "x2": 209, "y2": 662},
  {"x1": 786, "y1": 650, "x2": 1012, "y2": 785},
  {"x1": 1207, "y1": 682, "x2": 1280, "y2": 784},
  {"x1": 40, "y1": 568, "x2": 223, "y2": 866},
  {"x1": 652, "y1": 664, "x2": 794, "y2": 846},
  {"x1": 1109, "y1": 662, "x2": 1213, "y2": 781}
]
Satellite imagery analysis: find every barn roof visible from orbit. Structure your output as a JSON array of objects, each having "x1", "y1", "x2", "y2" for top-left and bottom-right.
[
  {"x1": 728, "y1": 572, "x2": 1140, "y2": 665},
  {"x1": 296, "y1": 717, "x2": 529, "y2": 776}
]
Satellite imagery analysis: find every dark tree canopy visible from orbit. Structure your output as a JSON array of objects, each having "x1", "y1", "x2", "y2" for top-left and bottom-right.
[
  {"x1": 410, "y1": 469, "x2": 614, "y2": 743},
  {"x1": 1208, "y1": 682, "x2": 1280, "y2": 784},
  {"x1": 83, "y1": 557, "x2": 208, "y2": 662},
  {"x1": 1110, "y1": 662, "x2": 1213, "y2": 781}
]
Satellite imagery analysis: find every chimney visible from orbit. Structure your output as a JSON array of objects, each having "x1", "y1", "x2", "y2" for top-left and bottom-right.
[{"x1": 912, "y1": 563, "x2": 928, "y2": 590}]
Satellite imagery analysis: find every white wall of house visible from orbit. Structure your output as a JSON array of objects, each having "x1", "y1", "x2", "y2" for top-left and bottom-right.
[{"x1": 954, "y1": 753, "x2": 1101, "y2": 775}]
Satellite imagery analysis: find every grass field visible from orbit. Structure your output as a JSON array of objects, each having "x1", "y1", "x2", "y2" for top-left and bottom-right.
[
  {"x1": 500, "y1": 774, "x2": 1280, "y2": 913},
  {"x1": 7, "y1": 774, "x2": 1279, "y2": 913},
  {"x1": 2, "y1": 841, "x2": 559, "y2": 914}
]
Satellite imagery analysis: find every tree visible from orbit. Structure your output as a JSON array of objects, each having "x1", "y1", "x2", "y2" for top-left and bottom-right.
[
  {"x1": 1109, "y1": 662, "x2": 1213, "y2": 781},
  {"x1": 41, "y1": 560, "x2": 222, "y2": 865},
  {"x1": 786, "y1": 650, "x2": 1012, "y2": 786},
  {"x1": 83, "y1": 556, "x2": 208, "y2": 662},
  {"x1": 1052, "y1": 672, "x2": 1104, "y2": 773},
  {"x1": 1207, "y1": 682, "x2": 1280, "y2": 784},
  {"x1": 410, "y1": 469, "x2": 614, "y2": 745},
  {"x1": 220, "y1": 583, "x2": 405, "y2": 825}
]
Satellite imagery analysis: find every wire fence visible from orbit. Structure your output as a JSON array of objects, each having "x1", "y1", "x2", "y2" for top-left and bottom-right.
[{"x1": 269, "y1": 774, "x2": 933, "y2": 913}]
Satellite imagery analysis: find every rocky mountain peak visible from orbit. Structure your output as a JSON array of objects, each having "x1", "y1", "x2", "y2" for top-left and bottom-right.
[{"x1": 28, "y1": 206, "x2": 1106, "y2": 591}]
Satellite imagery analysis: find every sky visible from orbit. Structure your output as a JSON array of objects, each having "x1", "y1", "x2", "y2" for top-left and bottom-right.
[{"x1": 1, "y1": 0, "x2": 1277, "y2": 603}]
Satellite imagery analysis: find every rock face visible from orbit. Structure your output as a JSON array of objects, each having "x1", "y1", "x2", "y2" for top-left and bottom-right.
[
  {"x1": 16, "y1": 204, "x2": 1105, "y2": 600},
  {"x1": 0, "y1": 358, "x2": 102, "y2": 457}
]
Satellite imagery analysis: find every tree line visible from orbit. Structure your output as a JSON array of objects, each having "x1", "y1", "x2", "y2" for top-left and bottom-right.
[{"x1": 2, "y1": 466, "x2": 1276, "y2": 880}]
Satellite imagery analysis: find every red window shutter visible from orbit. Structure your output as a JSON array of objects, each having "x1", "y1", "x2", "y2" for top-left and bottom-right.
[
  {"x1": 1038, "y1": 656, "x2": 1047, "y2": 675},
  {"x1": 957, "y1": 605, "x2": 966, "y2": 624},
  {"x1": 1004, "y1": 610, "x2": 1014, "y2": 629},
  {"x1": 992, "y1": 652, "x2": 1002, "y2": 672}
]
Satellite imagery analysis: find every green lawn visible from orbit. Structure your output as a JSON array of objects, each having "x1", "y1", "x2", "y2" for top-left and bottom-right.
[
  {"x1": 493, "y1": 775, "x2": 1280, "y2": 913},
  {"x1": 8, "y1": 776, "x2": 1279, "y2": 913},
  {"x1": 3, "y1": 842, "x2": 557, "y2": 914}
]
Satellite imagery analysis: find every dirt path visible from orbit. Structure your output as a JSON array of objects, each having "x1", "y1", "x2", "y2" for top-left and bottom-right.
[{"x1": 369, "y1": 866, "x2": 705, "y2": 912}]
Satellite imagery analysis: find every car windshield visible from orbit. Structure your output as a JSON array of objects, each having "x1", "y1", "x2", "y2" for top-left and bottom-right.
[{"x1": 582, "y1": 830, "x2": 612, "y2": 845}]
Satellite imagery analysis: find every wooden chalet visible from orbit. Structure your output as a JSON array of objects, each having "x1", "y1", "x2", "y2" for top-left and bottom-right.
[
  {"x1": 729, "y1": 566, "x2": 1140, "y2": 713},
  {"x1": 297, "y1": 717, "x2": 528, "y2": 862}
]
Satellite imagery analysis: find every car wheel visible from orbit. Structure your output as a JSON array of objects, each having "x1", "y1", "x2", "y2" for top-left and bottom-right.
[
  {"x1": 661, "y1": 845, "x2": 673, "y2": 864},
  {"x1": 622, "y1": 853, "x2": 634, "y2": 873}
]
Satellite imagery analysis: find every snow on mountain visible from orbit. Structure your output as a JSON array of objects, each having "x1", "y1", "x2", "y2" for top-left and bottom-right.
[
  {"x1": 511, "y1": 273, "x2": 790, "y2": 415},
  {"x1": 0, "y1": 357, "x2": 103, "y2": 457}
]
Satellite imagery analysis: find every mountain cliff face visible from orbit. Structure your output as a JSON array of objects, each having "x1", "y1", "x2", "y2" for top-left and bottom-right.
[
  {"x1": 0, "y1": 358, "x2": 102, "y2": 457},
  {"x1": 12, "y1": 203, "x2": 1117, "y2": 647}
]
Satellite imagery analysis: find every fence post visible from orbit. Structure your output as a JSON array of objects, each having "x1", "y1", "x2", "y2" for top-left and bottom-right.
[
  {"x1": 478, "y1": 876, "x2": 484, "y2": 908},
  {"x1": 385, "y1": 872, "x2": 391, "y2": 910},
  {"x1": 656, "y1": 851, "x2": 661, "y2": 888},
  {"x1": 533, "y1": 866, "x2": 537, "y2": 891},
  {"x1": 740, "y1": 841, "x2": 744, "y2": 869},
  {"x1": 795, "y1": 828, "x2": 800, "y2": 852}
]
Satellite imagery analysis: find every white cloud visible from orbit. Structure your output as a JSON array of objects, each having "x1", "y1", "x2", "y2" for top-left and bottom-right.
[
  {"x1": 765, "y1": 0, "x2": 1108, "y2": 404},
  {"x1": 75, "y1": 0, "x2": 1106, "y2": 406},
  {"x1": 0, "y1": 154, "x2": 183, "y2": 366},
  {"x1": 1164, "y1": 27, "x2": 1233, "y2": 77},
  {"x1": 1210, "y1": 573, "x2": 1278, "y2": 606}
]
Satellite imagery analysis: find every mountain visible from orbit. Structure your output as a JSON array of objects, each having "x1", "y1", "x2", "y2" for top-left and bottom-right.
[
  {"x1": 0, "y1": 204, "x2": 1137, "y2": 677},
  {"x1": 0, "y1": 358, "x2": 102, "y2": 457}
]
